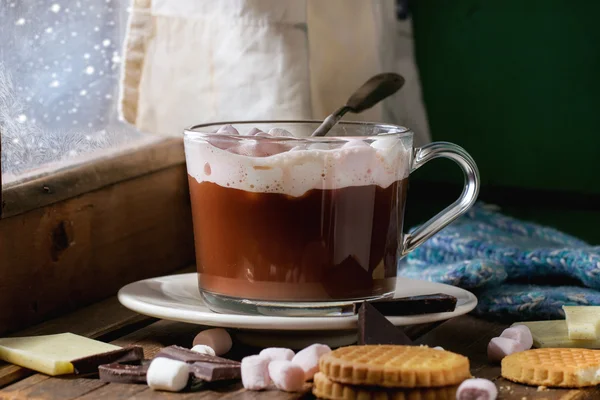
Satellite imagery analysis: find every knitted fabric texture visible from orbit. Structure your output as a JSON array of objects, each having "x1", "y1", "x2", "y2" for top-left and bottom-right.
[{"x1": 398, "y1": 203, "x2": 600, "y2": 320}]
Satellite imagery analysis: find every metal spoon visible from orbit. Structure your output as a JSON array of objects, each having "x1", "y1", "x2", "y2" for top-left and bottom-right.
[{"x1": 311, "y1": 73, "x2": 405, "y2": 137}]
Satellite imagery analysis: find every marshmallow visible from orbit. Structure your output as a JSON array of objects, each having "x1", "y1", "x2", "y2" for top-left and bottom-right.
[
  {"x1": 217, "y1": 124, "x2": 239, "y2": 135},
  {"x1": 241, "y1": 355, "x2": 271, "y2": 390},
  {"x1": 342, "y1": 139, "x2": 369, "y2": 149},
  {"x1": 432, "y1": 346, "x2": 444, "y2": 351},
  {"x1": 191, "y1": 345, "x2": 216, "y2": 356},
  {"x1": 291, "y1": 343, "x2": 332, "y2": 381},
  {"x1": 500, "y1": 325, "x2": 533, "y2": 350},
  {"x1": 268, "y1": 128, "x2": 294, "y2": 137},
  {"x1": 487, "y1": 337, "x2": 524, "y2": 362},
  {"x1": 259, "y1": 347, "x2": 295, "y2": 362},
  {"x1": 307, "y1": 143, "x2": 332, "y2": 151},
  {"x1": 268, "y1": 361, "x2": 305, "y2": 392},
  {"x1": 246, "y1": 127, "x2": 267, "y2": 136},
  {"x1": 456, "y1": 378, "x2": 498, "y2": 400},
  {"x1": 146, "y1": 357, "x2": 190, "y2": 392},
  {"x1": 193, "y1": 328, "x2": 232, "y2": 356}
]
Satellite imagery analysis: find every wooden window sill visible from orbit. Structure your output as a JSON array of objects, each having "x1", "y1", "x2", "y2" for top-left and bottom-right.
[{"x1": 0, "y1": 138, "x2": 195, "y2": 335}]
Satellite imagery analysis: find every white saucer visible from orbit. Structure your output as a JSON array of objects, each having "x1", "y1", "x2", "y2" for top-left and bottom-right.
[{"x1": 118, "y1": 273, "x2": 477, "y2": 347}]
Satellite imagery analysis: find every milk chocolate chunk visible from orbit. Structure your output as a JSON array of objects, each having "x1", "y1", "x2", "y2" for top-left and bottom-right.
[
  {"x1": 98, "y1": 361, "x2": 149, "y2": 384},
  {"x1": 155, "y1": 345, "x2": 240, "y2": 365},
  {"x1": 370, "y1": 293, "x2": 457, "y2": 316},
  {"x1": 71, "y1": 346, "x2": 144, "y2": 374},
  {"x1": 358, "y1": 301, "x2": 412, "y2": 345},
  {"x1": 189, "y1": 361, "x2": 241, "y2": 382}
]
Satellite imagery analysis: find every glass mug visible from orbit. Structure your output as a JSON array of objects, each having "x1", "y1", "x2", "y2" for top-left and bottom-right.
[{"x1": 183, "y1": 121, "x2": 479, "y2": 316}]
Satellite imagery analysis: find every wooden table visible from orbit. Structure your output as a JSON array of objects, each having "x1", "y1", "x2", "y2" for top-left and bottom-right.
[{"x1": 0, "y1": 297, "x2": 598, "y2": 400}]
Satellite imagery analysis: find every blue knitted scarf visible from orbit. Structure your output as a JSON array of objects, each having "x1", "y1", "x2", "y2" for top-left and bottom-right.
[{"x1": 398, "y1": 203, "x2": 600, "y2": 320}]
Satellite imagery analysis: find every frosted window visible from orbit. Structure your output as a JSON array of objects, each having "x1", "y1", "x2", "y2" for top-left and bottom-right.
[{"x1": 1, "y1": 0, "x2": 144, "y2": 183}]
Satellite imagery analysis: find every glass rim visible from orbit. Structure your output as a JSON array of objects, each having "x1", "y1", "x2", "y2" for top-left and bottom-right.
[{"x1": 183, "y1": 120, "x2": 413, "y2": 142}]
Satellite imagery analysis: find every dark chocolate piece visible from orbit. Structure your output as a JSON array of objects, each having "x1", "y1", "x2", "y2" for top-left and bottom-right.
[
  {"x1": 71, "y1": 346, "x2": 145, "y2": 374},
  {"x1": 189, "y1": 361, "x2": 241, "y2": 382},
  {"x1": 155, "y1": 345, "x2": 240, "y2": 365},
  {"x1": 358, "y1": 301, "x2": 412, "y2": 345},
  {"x1": 370, "y1": 293, "x2": 457, "y2": 316},
  {"x1": 98, "y1": 360, "x2": 149, "y2": 384}
]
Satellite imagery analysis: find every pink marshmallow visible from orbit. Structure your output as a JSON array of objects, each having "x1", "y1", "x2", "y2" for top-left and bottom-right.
[
  {"x1": 217, "y1": 124, "x2": 240, "y2": 135},
  {"x1": 241, "y1": 355, "x2": 271, "y2": 390},
  {"x1": 487, "y1": 337, "x2": 524, "y2": 362},
  {"x1": 268, "y1": 361, "x2": 305, "y2": 392},
  {"x1": 246, "y1": 127, "x2": 267, "y2": 136},
  {"x1": 259, "y1": 347, "x2": 295, "y2": 362},
  {"x1": 291, "y1": 344, "x2": 331, "y2": 381},
  {"x1": 500, "y1": 325, "x2": 533, "y2": 350},
  {"x1": 456, "y1": 378, "x2": 498, "y2": 400},
  {"x1": 193, "y1": 328, "x2": 232, "y2": 356}
]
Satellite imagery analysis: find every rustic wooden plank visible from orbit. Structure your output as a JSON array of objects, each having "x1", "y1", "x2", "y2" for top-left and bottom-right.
[
  {"x1": 0, "y1": 374, "x2": 50, "y2": 392},
  {"x1": 124, "y1": 383, "x2": 311, "y2": 400},
  {"x1": 416, "y1": 315, "x2": 600, "y2": 399},
  {"x1": 1, "y1": 137, "x2": 184, "y2": 218},
  {"x1": 0, "y1": 164, "x2": 194, "y2": 336},
  {"x1": 74, "y1": 383, "x2": 147, "y2": 400},
  {"x1": 0, "y1": 377, "x2": 105, "y2": 400}
]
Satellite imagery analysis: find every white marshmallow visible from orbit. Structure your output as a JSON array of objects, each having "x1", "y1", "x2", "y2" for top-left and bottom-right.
[
  {"x1": 217, "y1": 124, "x2": 239, "y2": 135},
  {"x1": 433, "y1": 346, "x2": 444, "y2": 351},
  {"x1": 342, "y1": 139, "x2": 369, "y2": 149},
  {"x1": 370, "y1": 137, "x2": 399, "y2": 150},
  {"x1": 193, "y1": 328, "x2": 232, "y2": 356},
  {"x1": 246, "y1": 127, "x2": 267, "y2": 136},
  {"x1": 291, "y1": 343, "x2": 332, "y2": 381},
  {"x1": 146, "y1": 357, "x2": 190, "y2": 392},
  {"x1": 268, "y1": 360, "x2": 305, "y2": 392},
  {"x1": 456, "y1": 378, "x2": 498, "y2": 400},
  {"x1": 191, "y1": 344, "x2": 216, "y2": 356},
  {"x1": 500, "y1": 325, "x2": 533, "y2": 350},
  {"x1": 307, "y1": 143, "x2": 332, "y2": 151},
  {"x1": 268, "y1": 128, "x2": 294, "y2": 137},
  {"x1": 487, "y1": 337, "x2": 524, "y2": 362},
  {"x1": 241, "y1": 355, "x2": 271, "y2": 390},
  {"x1": 259, "y1": 347, "x2": 295, "y2": 362}
]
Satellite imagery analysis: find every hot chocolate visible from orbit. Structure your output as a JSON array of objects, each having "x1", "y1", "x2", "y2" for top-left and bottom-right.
[{"x1": 184, "y1": 126, "x2": 411, "y2": 302}]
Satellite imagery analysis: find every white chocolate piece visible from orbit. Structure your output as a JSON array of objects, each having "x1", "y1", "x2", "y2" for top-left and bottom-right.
[
  {"x1": 192, "y1": 328, "x2": 232, "y2": 356},
  {"x1": 456, "y1": 378, "x2": 498, "y2": 400},
  {"x1": 291, "y1": 343, "x2": 331, "y2": 381},
  {"x1": 500, "y1": 325, "x2": 533, "y2": 350},
  {"x1": 241, "y1": 355, "x2": 271, "y2": 390},
  {"x1": 563, "y1": 306, "x2": 600, "y2": 340},
  {"x1": 146, "y1": 357, "x2": 190, "y2": 392},
  {"x1": 191, "y1": 345, "x2": 216, "y2": 356},
  {"x1": 514, "y1": 320, "x2": 600, "y2": 348},
  {"x1": 259, "y1": 347, "x2": 295, "y2": 362},
  {"x1": 487, "y1": 337, "x2": 524, "y2": 362},
  {"x1": 0, "y1": 333, "x2": 121, "y2": 376},
  {"x1": 268, "y1": 360, "x2": 305, "y2": 392}
]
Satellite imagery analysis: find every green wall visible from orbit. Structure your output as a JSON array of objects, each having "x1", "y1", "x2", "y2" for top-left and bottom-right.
[
  {"x1": 411, "y1": 0, "x2": 600, "y2": 194},
  {"x1": 406, "y1": 0, "x2": 600, "y2": 243}
]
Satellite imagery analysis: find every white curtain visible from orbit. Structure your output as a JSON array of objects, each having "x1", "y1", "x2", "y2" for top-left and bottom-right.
[{"x1": 119, "y1": 0, "x2": 430, "y2": 145}]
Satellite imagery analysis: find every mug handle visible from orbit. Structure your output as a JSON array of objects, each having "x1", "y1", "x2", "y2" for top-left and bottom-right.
[{"x1": 402, "y1": 141, "x2": 480, "y2": 255}]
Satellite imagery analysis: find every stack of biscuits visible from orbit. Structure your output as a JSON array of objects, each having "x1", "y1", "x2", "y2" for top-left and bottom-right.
[{"x1": 313, "y1": 345, "x2": 471, "y2": 400}]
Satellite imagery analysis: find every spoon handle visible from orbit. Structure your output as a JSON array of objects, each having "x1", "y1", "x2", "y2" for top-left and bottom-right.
[{"x1": 311, "y1": 106, "x2": 349, "y2": 137}]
